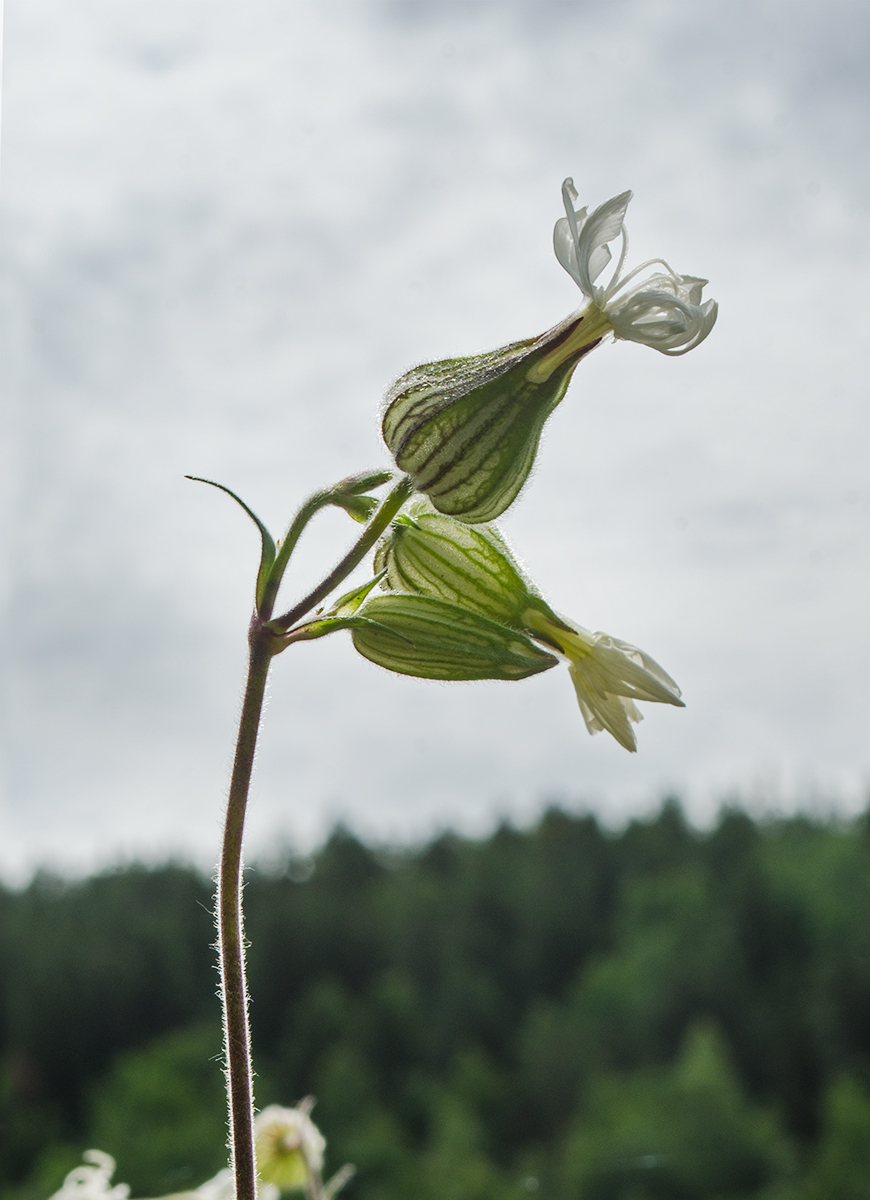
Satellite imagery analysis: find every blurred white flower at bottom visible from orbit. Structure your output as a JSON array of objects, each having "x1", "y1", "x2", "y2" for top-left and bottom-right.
[
  {"x1": 49, "y1": 1102, "x2": 333, "y2": 1200},
  {"x1": 49, "y1": 1152, "x2": 129, "y2": 1200},
  {"x1": 186, "y1": 1167, "x2": 278, "y2": 1200},
  {"x1": 255, "y1": 1103, "x2": 327, "y2": 1191}
]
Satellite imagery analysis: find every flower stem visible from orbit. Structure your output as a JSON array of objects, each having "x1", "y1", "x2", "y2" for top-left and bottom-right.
[
  {"x1": 218, "y1": 623, "x2": 275, "y2": 1200},
  {"x1": 216, "y1": 473, "x2": 414, "y2": 1200},
  {"x1": 270, "y1": 475, "x2": 414, "y2": 631}
]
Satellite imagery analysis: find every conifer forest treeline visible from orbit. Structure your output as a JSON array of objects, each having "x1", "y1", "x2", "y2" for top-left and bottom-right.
[{"x1": 1, "y1": 802, "x2": 869, "y2": 1200}]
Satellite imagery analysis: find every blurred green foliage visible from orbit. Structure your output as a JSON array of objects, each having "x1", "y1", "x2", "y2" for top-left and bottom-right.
[
  {"x1": 87, "y1": 1023, "x2": 227, "y2": 1196},
  {"x1": 1, "y1": 803, "x2": 868, "y2": 1200}
]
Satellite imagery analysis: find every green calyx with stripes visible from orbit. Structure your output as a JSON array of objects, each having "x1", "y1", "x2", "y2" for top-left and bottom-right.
[
  {"x1": 351, "y1": 594, "x2": 558, "y2": 681},
  {"x1": 373, "y1": 499, "x2": 550, "y2": 631},
  {"x1": 381, "y1": 308, "x2": 608, "y2": 524},
  {"x1": 370, "y1": 502, "x2": 686, "y2": 751}
]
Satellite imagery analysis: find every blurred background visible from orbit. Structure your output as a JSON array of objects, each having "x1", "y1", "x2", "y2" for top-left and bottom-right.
[
  {"x1": 1, "y1": 2, "x2": 868, "y2": 1197},
  {"x1": 2, "y1": 808, "x2": 869, "y2": 1199}
]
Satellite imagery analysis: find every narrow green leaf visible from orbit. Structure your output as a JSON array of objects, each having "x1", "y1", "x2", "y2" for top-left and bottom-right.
[
  {"x1": 260, "y1": 471, "x2": 402, "y2": 618},
  {"x1": 327, "y1": 571, "x2": 387, "y2": 618},
  {"x1": 185, "y1": 476, "x2": 276, "y2": 606},
  {"x1": 280, "y1": 613, "x2": 414, "y2": 648}
]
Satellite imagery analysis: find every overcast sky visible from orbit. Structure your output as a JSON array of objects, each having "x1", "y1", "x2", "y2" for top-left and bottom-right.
[{"x1": 2, "y1": 0, "x2": 868, "y2": 883}]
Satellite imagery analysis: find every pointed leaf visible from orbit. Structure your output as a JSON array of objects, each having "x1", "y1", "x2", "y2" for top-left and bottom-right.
[
  {"x1": 280, "y1": 613, "x2": 414, "y2": 648},
  {"x1": 186, "y1": 476, "x2": 276, "y2": 606},
  {"x1": 327, "y1": 570, "x2": 387, "y2": 618}
]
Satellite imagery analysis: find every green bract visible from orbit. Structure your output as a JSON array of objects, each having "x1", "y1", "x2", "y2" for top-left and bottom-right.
[
  {"x1": 352, "y1": 594, "x2": 558, "y2": 681},
  {"x1": 382, "y1": 309, "x2": 609, "y2": 523}
]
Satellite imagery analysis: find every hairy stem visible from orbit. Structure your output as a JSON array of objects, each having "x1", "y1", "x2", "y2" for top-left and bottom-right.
[
  {"x1": 258, "y1": 491, "x2": 339, "y2": 621},
  {"x1": 218, "y1": 625, "x2": 275, "y2": 1200},
  {"x1": 216, "y1": 474, "x2": 414, "y2": 1200},
  {"x1": 271, "y1": 475, "x2": 414, "y2": 631}
]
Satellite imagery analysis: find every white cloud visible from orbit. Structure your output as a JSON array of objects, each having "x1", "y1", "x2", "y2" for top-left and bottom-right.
[{"x1": 1, "y1": 0, "x2": 868, "y2": 881}]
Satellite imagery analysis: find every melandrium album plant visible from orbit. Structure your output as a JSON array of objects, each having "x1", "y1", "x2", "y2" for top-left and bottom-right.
[{"x1": 55, "y1": 179, "x2": 716, "y2": 1200}]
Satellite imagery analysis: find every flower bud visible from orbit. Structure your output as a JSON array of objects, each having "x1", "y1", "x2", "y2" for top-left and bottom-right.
[
  {"x1": 382, "y1": 310, "x2": 608, "y2": 524},
  {"x1": 332, "y1": 492, "x2": 380, "y2": 522},
  {"x1": 352, "y1": 593, "x2": 559, "y2": 681},
  {"x1": 329, "y1": 469, "x2": 394, "y2": 523},
  {"x1": 374, "y1": 501, "x2": 539, "y2": 627}
]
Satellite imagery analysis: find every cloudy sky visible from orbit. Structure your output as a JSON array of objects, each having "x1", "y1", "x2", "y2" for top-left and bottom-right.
[{"x1": 2, "y1": 0, "x2": 868, "y2": 882}]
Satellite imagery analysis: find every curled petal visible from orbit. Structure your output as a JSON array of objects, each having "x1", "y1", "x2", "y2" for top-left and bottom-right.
[
  {"x1": 554, "y1": 179, "x2": 589, "y2": 288},
  {"x1": 609, "y1": 286, "x2": 718, "y2": 355},
  {"x1": 553, "y1": 182, "x2": 717, "y2": 357},
  {"x1": 675, "y1": 274, "x2": 709, "y2": 306},
  {"x1": 553, "y1": 215, "x2": 587, "y2": 289},
  {"x1": 554, "y1": 181, "x2": 632, "y2": 298},
  {"x1": 575, "y1": 190, "x2": 632, "y2": 298}
]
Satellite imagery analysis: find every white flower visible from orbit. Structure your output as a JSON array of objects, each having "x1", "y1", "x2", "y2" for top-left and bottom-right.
[
  {"x1": 566, "y1": 628, "x2": 684, "y2": 752},
  {"x1": 525, "y1": 609, "x2": 684, "y2": 752},
  {"x1": 140, "y1": 1106, "x2": 325, "y2": 1200},
  {"x1": 553, "y1": 179, "x2": 718, "y2": 356},
  {"x1": 183, "y1": 1168, "x2": 275, "y2": 1200},
  {"x1": 189, "y1": 1168, "x2": 237, "y2": 1200},
  {"x1": 49, "y1": 1153, "x2": 129, "y2": 1200},
  {"x1": 255, "y1": 1103, "x2": 326, "y2": 1191}
]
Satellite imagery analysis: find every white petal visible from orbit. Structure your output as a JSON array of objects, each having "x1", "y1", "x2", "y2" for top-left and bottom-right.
[
  {"x1": 576, "y1": 190, "x2": 632, "y2": 295},
  {"x1": 676, "y1": 275, "x2": 709, "y2": 306},
  {"x1": 569, "y1": 661, "x2": 640, "y2": 752},
  {"x1": 609, "y1": 286, "x2": 718, "y2": 355},
  {"x1": 553, "y1": 216, "x2": 585, "y2": 288},
  {"x1": 586, "y1": 242, "x2": 613, "y2": 288},
  {"x1": 527, "y1": 610, "x2": 683, "y2": 751},
  {"x1": 662, "y1": 298, "x2": 718, "y2": 354},
  {"x1": 602, "y1": 635, "x2": 683, "y2": 702},
  {"x1": 580, "y1": 637, "x2": 682, "y2": 706}
]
